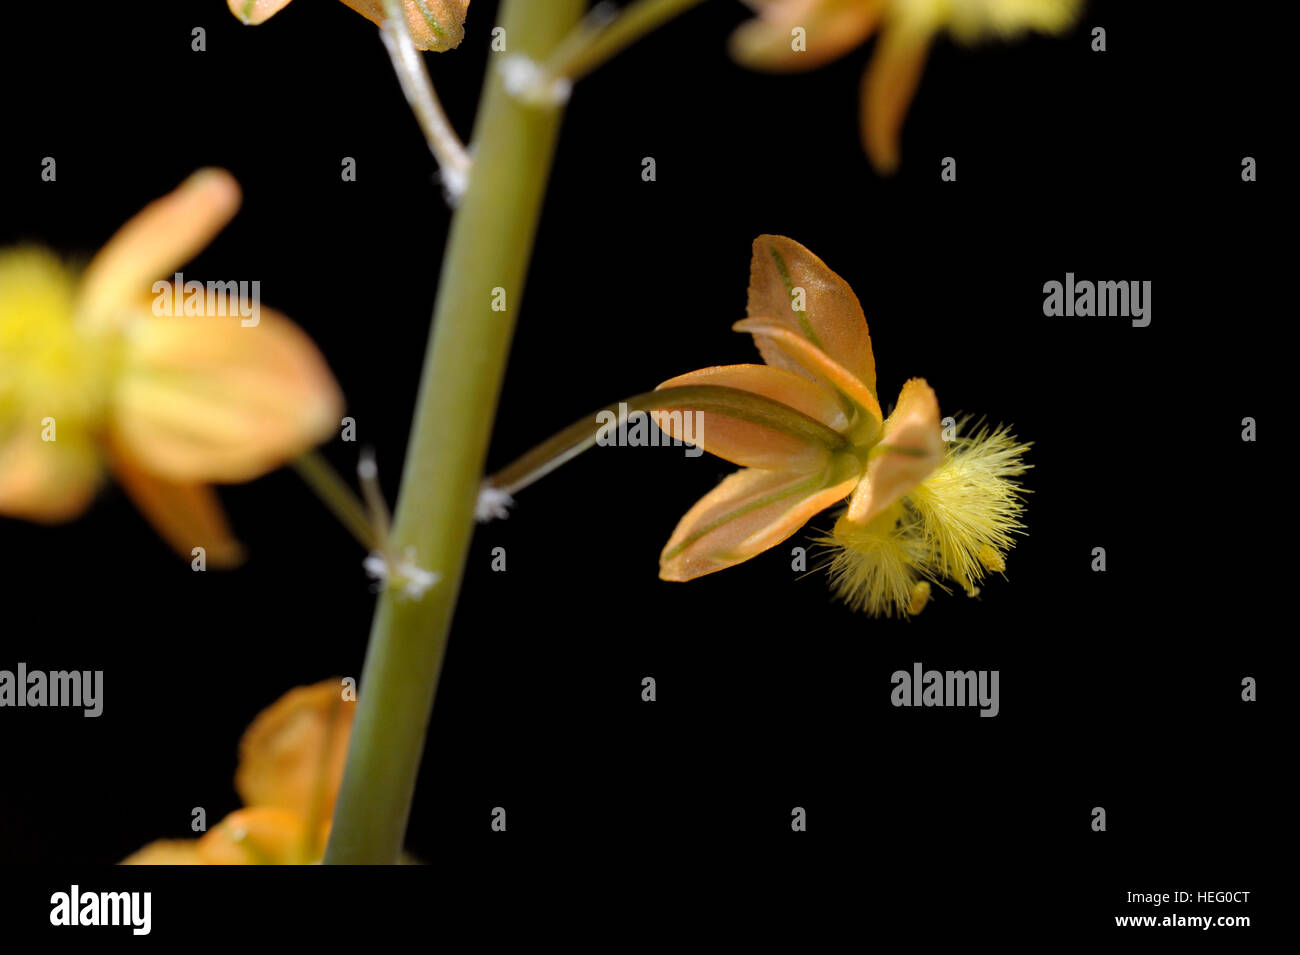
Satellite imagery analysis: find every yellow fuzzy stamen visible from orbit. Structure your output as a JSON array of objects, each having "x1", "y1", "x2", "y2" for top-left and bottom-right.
[
  {"x1": 0, "y1": 248, "x2": 109, "y2": 434},
  {"x1": 821, "y1": 420, "x2": 1030, "y2": 615},
  {"x1": 907, "y1": 421, "x2": 1029, "y2": 594},
  {"x1": 816, "y1": 502, "x2": 932, "y2": 617}
]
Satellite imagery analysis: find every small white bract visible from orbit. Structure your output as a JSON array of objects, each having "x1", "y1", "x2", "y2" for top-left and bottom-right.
[
  {"x1": 439, "y1": 163, "x2": 469, "y2": 206},
  {"x1": 364, "y1": 546, "x2": 440, "y2": 600},
  {"x1": 475, "y1": 485, "x2": 514, "y2": 523},
  {"x1": 500, "y1": 55, "x2": 572, "y2": 106}
]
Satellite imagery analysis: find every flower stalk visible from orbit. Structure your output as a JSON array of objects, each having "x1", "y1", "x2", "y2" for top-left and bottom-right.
[
  {"x1": 486, "y1": 384, "x2": 851, "y2": 498},
  {"x1": 542, "y1": 0, "x2": 708, "y2": 83},
  {"x1": 323, "y1": 0, "x2": 588, "y2": 865},
  {"x1": 378, "y1": 0, "x2": 472, "y2": 199},
  {"x1": 291, "y1": 451, "x2": 378, "y2": 550}
]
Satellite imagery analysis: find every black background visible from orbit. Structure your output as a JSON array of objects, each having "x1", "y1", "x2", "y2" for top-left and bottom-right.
[{"x1": 0, "y1": 0, "x2": 1282, "y2": 940}]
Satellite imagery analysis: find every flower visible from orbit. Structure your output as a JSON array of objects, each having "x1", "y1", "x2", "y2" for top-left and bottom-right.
[
  {"x1": 651, "y1": 234, "x2": 1028, "y2": 615},
  {"x1": 0, "y1": 168, "x2": 343, "y2": 563},
  {"x1": 228, "y1": 0, "x2": 471, "y2": 52},
  {"x1": 122, "y1": 680, "x2": 356, "y2": 865},
  {"x1": 729, "y1": 0, "x2": 1082, "y2": 173},
  {"x1": 0, "y1": 169, "x2": 343, "y2": 565}
]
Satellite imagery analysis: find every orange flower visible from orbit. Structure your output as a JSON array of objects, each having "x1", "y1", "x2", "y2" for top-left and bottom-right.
[
  {"x1": 484, "y1": 234, "x2": 1029, "y2": 615},
  {"x1": 228, "y1": 0, "x2": 471, "y2": 52},
  {"x1": 0, "y1": 169, "x2": 343, "y2": 565},
  {"x1": 653, "y1": 234, "x2": 946, "y2": 582},
  {"x1": 730, "y1": 0, "x2": 1082, "y2": 173},
  {"x1": 122, "y1": 680, "x2": 356, "y2": 865},
  {"x1": 651, "y1": 236, "x2": 1031, "y2": 615}
]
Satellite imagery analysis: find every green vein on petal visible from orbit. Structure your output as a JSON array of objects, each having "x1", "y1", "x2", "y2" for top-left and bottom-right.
[
  {"x1": 661, "y1": 471, "x2": 825, "y2": 561},
  {"x1": 414, "y1": 0, "x2": 448, "y2": 38},
  {"x1": 769, "y1": 246, "x2": 823, "y2": 350}
]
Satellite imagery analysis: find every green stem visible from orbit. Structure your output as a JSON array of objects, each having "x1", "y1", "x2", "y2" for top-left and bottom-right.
[
  {"x1": 544, "y1": 0, "x2": 709, "y2": 82},
  {"x1": 323, "y1": 0, "x2": 587, "y2": 865}
]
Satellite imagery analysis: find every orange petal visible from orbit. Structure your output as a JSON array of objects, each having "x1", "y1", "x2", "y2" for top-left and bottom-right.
[
  {"x1": 845, "y1": 378, "x2": 943, "y2": 525},
  {"x1": 653, "y1": 364, "x2": 848, "y2": 471},
  {"x1": 196, "y1": 807, "x2": 309, "y2": 865},
  {"x1": 860, "y1": 24, "x2": 933, "y2": 175},
  {"x1": 744, "y1": 235, "x2": 877, "y2": 396},
  {"x1": 78, "y1": 170, "x2": 241, "y2": 328},
  {"x1": 111, "y1": 305, "x2": 343, "y2": 484},
  {"x1": 661, "y1": 466, "x2": 859, "y2": 581},
  {"x1": 120, "y1": 839, "x2": 203, "y2": 865},
  {"x1": 730, "y1": 0, "x2": 883, "y2": 71},
  {"x1": 227, "y1": 0, "x2": 294, "y2": 25},
  {"x1": 236, "y1": 680, "x2": 355, "y2": 832},
  {"x1": 732, "y1": 319, "x2": 882, "y2": 436},
  {"x1": 0, "y1": 426, "x2": 103, "y2": 523},
  {"x1": 107, "y1": 445, "x2": 244, "y2": 567},
  {"x1": 341, "y1": 0, "x2": 470, "y2": 52}
]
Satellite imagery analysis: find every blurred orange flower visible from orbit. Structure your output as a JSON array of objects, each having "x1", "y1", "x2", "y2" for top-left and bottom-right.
[
  {"x1": 0, "y1": 169, "x2": 343, "y2": 565},
  {"x1": 122, "y1": 680, "x2": 356, "y2": 865},
  {"x1": 228, "y1": 0, "x2": 471, "y2": 52},
  {"x1": 730, "y1": 0, "x2": 1082, "y2": 173}
]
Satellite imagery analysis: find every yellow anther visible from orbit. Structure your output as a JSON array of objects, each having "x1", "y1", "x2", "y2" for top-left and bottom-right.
[
  {"x1": 908, "y1": 580, "x2": 931, "y2": 616},
  {"x1": 977, "y1": 544, "x2": 1005, "y2": 573}
]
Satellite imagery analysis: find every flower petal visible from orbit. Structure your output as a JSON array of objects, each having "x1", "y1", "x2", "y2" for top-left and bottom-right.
[
  {"x1": 732, "y1": 319, "x2": 882, "y2": 437},
  {"x1": 744, "y1": 235, "x2": 877, "y2": 396},
  {"x1": 107, "y1": 445, "x2": 245, "y2": 567},
  {"x1": 0, "y1": 426, "x2": 102, "y2": 522},
  {"x1": 227, "y1": 0, "x2": 294, "y2": 25},
  {"x1": 860, "y1": 24, "x2": 934, "y2": 175},
  {"x1": 341, "y1": 0, "x2": 470, "y2": 52},
  {"x1": 78, "y1": 170, "x2": 242, "y2": 327},
  {"x1": 845, "y1": 378, "x2": 943, "y2": 525},
  {"x1": 235, "y1": 680, "x2": 355, "y2": 841},
  {"x1": 111, "y1": 305, "x2": 343, "y2": 483},
  {"x1": 730, "y1": 0, "x2": 884, "y2": 71},
  {"x1": 653, "y1": 364, "x2": 848, "y2": 471},
  {"x1": 120, "y1": 839, "x2": 202, "y2": 865},
  {"x1": 196, "y1": 807, "x2": 309, "y2": 865},
  {"x1": 660, "y1": 466, "x2": 859, "y2": 581}
]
